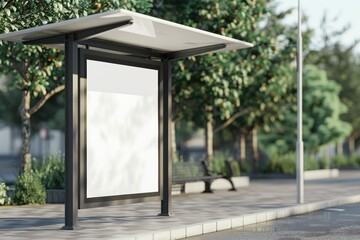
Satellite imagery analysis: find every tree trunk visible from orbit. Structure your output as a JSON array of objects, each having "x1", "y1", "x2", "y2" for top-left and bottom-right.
[
  {"x1": 348, "y1": 136, "x2": 355, "y2": 155},
  {"x1": 10, "y1": 126, "x2": 16, "y2": 154},
  {"x1": 336, "y1": 142, "x2": 343, "y2": 155},
  {"x1": 20, "y1": 91, "x2": 32, "y2": 173},
  {"x1": 205, "y1": 119, "x2": 213, "y2": 165},
  {"x1": 170, "y1": 120, "x2": 177, "y2": 162},
  {"x1": 324, "y1": 145, "x2": 330, "y2": 169},
  {"x1": 251, "y1": 128, "x2": 259, "y2": 172},
  {"x1": 238, "y1": 131, "x2": 246, "y2": 165}
]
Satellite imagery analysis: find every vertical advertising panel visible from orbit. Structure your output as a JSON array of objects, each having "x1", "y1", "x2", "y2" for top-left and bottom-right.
[{"x1": 79, "y1": 50, "x2": 161, "y2": 208}]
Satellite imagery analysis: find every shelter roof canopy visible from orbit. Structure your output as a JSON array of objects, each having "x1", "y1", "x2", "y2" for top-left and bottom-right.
[{"x1": 0, "y1": 9, "x2": 253, "y2": 58}]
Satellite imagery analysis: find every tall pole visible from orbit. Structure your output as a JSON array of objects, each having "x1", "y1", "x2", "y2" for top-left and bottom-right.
[
  {"x1": 296, "y1": 0, "x2": 304, "y2": 204},
  {"x1": 159, "y1": 58, "x2": 172, "y2": 216},
  {"x1": 63, "y1": 33, "x2": 79, "y2": 229}
]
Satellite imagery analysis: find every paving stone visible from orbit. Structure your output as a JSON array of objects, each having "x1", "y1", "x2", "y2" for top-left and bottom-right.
[
  {"x1": 216, "y1": 219, "x2": 231, "y2": 231},
  {"x1": 266, "y1": 211, "x2": 277, "y2": 221},
  {"x1": 202, "y1": 222, "x2": 216, "y2": 234},
  {"x1": 0, "y1": 170, "x2": 359, "y2": 240},
  {"x1": 231, "y1": 217, "x2": 244, "y2": 228},
  {"x1": 186, "y1": 225, "x2": 202, "y2": 237},
  {"x1": 243, "y1": 214, "x2": 257, "y2": 226},
  {"x1": 170, "y1": 228, "x2": 186, "y2": 240}
]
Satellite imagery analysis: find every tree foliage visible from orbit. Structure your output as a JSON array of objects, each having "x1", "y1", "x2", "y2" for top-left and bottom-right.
[
  {"x1": 305, "y1": 13, "x2": 360, "y2": 149},
  {"x1": 261, "y1": 65, "x2": 352, "y2": 154},
  {"x1": 158, "y1": 0, "x2": 302, "y2": 130},
  {"x1": 0, "y1": 0, "x2": 153, "y2": 172},
  {"x1": 303, "y1": 65, "x2": 352, "y2": 149},
  {"x1": 228, "y1": 1, "x2": 302, "y2": 134},
  {"x1": 0, "y1": 1, "x2": 80, "y2": 172},
  {"x1": 157, "y1": 0, "x2": 258, "y2": 125},
  {"x1": 154, "y1": 0, "x2": 301, "y2": 165}
]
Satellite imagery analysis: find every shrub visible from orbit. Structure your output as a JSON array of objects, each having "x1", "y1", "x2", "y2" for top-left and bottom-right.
[
  {"x1": 319, "y1": 157, "x2": 330, "y2": 169},
  {"x1": 32, "y1": 153, "x2": 65, "y2": 189},
  {"x1": 348, "y1": 154, "x2": 360, "y2": 167},
  {"x1": 210, "y1": 155, "x2": 226, "y2": 175},
  {"x1": 304, "y1": 156, "x2": 320, "y2": 171},
  {"x1": 13, "y1": 172, "x2": 46, "y2": 205},
  {"x1": 263, "y1": 152, "x2": 328, "y2": 174},
  {"x1": 229, "y1": 159, "x2": 241, "y2": 177},
  {"x1": 0, "y1": 182, "x2": 11, "y2": 206},
  {"x1": 350, "y1": 154, "x2": 360, "y2": 166},
  {"x1": 331, "y1": 154, "x2": 359, "y2": 168},
  {"x1": 331, "y1": 154, "x2": 346, "y2": 167},
  {"x1": 262, "y1": 152, "x2": 296, "y2": 174},
  {"x1": 209, "y1": 150, "x2": 241, "y2": 176},
  {"x1": 239, "y1": 161, "x2": 252, "y2": 174}
]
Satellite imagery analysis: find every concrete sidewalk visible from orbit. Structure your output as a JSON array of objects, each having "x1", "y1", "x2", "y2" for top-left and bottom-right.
[{"x1": 0, "y1": 170, "x2": 359, "y2": 240}]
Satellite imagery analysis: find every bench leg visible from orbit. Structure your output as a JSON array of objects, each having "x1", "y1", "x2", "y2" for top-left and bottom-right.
[
  {"x1": 226, "y1": 177, "x2": 237, "y2": 191},
  {"x1": 203, "y1": 181, "x2": 213, "y2": 193}
]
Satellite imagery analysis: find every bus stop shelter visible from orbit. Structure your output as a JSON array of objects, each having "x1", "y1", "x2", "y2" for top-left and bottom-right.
[{"x1": 0, "y1": 9, "x2": 253, "y2": 229}]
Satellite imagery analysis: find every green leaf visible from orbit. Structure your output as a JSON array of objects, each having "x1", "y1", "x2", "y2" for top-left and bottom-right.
[{"x1": 4, "y1": 9, "x2": 11, "y2": 16}]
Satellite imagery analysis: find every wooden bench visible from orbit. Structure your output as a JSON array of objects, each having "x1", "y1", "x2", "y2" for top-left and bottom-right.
[{"x1": 172, "y1": 160, "x2": 236, "y2": 193}]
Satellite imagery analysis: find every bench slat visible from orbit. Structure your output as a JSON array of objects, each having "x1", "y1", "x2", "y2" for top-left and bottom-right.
[{"x1": 171, "y1": 160, "x2": 237, "y2": 193}]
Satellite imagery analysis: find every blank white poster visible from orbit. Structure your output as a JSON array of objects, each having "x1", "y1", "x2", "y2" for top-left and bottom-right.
[{"x1": 86, "y1": 60, "x2": 159, "y2": 198}]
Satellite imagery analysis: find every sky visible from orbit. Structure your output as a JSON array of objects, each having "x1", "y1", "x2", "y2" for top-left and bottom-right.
[{"x1": 276, "y1": 0, "x2": 360, "y2": 53}]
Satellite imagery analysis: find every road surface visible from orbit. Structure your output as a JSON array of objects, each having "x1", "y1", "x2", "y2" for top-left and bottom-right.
[{"x1": 187, "y1": 204, "x2": 360, "y2": 239}]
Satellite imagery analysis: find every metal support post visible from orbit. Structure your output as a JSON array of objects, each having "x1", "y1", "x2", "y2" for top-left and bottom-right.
[
  {"x1": 159, "y1": 59, "x2": 172, "y2": 216},
  {"x1": 62, "y1": 34, "x2": 80, "y2": 229}
]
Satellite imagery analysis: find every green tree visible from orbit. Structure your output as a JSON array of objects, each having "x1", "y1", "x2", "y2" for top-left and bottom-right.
[
  {"x1": 155, "y1": 1, "x2": 301, "y2": 169},
  {"x1": 303, "y1": 65, "x2": 352, "y2": 152},
  {"x1": 0, "y1": 3, "x2": 71, "y2": 172},
  {"x1": 154, "y1": 0, "x2": 259, "y2": 163},
  {"x1": 0, "y1": 0, "x2": 153, "y2": 172},
  {"x1": 305, "y1": 13, "x2": 360, "y2": 153},
  {"x1": 261, "y1": 65, "x2": 352, "y2": 155},
  {"x1": 0, "y1": 81, "x2": 65, "y2": 131},
  {"x1": 221, "y1": 3, "x2": 315, "y2": 170}
]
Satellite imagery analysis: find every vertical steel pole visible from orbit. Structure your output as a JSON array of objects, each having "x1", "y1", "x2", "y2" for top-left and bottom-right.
[
  {"x1": 63, "y1": 34, "x2": 79, "y2": 229},
  {"x1": 160, "y1": 59, "x2": 172, "y2": 216},
  {"x1": 296, "y1": 0, "x2": 304, "y2": 204}
]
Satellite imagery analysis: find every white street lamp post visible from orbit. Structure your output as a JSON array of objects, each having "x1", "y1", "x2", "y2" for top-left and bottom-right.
[{"x1": 296, "y1": 0, "x2": 304, "y2": 204}]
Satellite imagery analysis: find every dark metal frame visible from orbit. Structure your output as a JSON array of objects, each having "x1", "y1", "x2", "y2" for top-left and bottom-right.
[
  {"x1": 63, "y1": 33, "x2": 79, "y2": 230},
  {"x1": 159, "y1": 59, "x2": 172, "y2": 216},
  {"x1": 20, "y1": 17, "x2": 229, "y2": 229},
  {"x1": 78, "y1": 49, "x2": 162, "y2": 209},
  {"x1": 62, "y1": 36, "x2": 174, "y2": 228}
]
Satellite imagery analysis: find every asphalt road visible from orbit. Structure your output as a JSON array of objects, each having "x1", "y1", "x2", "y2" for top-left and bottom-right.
[{"x1": 187, "y1": 204, "x2": 360, "y2": 240}]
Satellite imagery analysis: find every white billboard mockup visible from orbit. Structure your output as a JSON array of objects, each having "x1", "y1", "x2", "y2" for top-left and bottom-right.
[{"x1": 86, "y1": 59, "x2": 159, "y2": 198}]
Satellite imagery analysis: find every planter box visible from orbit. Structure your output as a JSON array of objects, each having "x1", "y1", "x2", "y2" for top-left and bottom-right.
[
  {"x1": 251, "y1": 169, "x2": 340, "y2": 180},
  {"x1": 7, "y1": 189, "x2": 65, "y2": 204},
  {"x1": 172, "y1": 184, "x2": 183, "y2": 195},
  {"x1": 304, "y1": 169, "x2": 339, "y2": 180},
  {"x1": 184, "y1": 181, "x2": 205, "y2": 194},
  {"x1": 46, "y1": 189, "x2": 65, "y2": 203},
  {"x1": 231, "y1": 176, "x2": 250, "y2": 188},
  {"x1": 211, "y1": 176, "x2": 250, "y2": 190}
]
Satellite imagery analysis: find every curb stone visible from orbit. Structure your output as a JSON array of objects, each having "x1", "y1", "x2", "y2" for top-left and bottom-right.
[{"x1": 132, "y1": 194, "x2": 360, "y2": 240}]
